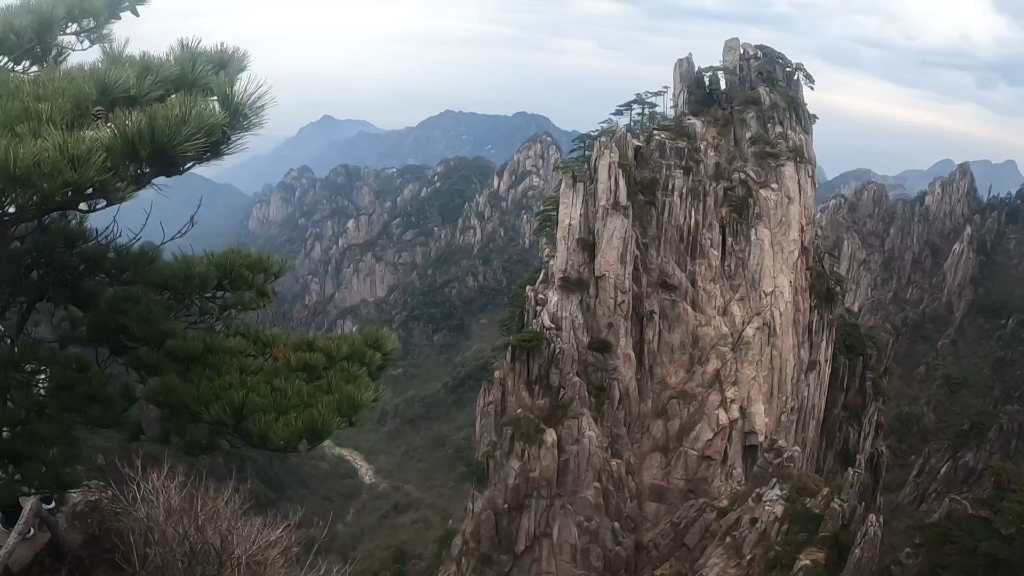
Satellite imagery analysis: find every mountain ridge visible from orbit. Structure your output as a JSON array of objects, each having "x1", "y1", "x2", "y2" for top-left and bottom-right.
[
  {"x1": 817, "y1": 158, "x2": 1023, "y2": 204},
  {"x1": 212, "y1": 116, "x2": 385, "y2": 194},
  {"x1": 304, "y1": 110, "x2": 578, "y2": 176},
  {"x1": 89, "y1": 172, "x2": 253, "y2": 253},
  {"x1": 242, "y1": 131, "x2": 564, "y2": 341},
  {"x1": 210, "y1": 110, "x2": 578, "y2": 194},
  {"x1": 101, "y1": 111, "x2": 579, "y2": 255}
]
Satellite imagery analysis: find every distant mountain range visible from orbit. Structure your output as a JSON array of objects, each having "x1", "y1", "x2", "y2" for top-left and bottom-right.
[
  {"x1": 210, "y1": 110, "x2": 578, "y2": 194},
  {"x1": 89, "y1": 173, "x2": 253, "y2": 253},
  {"x1": 817, "y1": 159, "x2": 1024, "y2": 205},
  {"x1": 212, "y1": 117, "x2": 384, "y2": 194},
  {"x1": 99, "y1": 110, "x2": 579, "y2": 252}
]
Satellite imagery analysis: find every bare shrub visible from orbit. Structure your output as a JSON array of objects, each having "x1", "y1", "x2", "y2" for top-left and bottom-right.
[{"x1": 98, "y1": 458, "x2": 351, "y2": 576}]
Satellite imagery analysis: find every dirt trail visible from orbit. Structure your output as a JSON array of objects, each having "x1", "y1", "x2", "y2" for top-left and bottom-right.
[{"x1": 318, "y1": 440, "x2": 379, "y2": 484}]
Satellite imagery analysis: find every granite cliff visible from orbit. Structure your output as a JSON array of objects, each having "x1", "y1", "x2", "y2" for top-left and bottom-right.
[
  {"x1": 443, "y1": 39, "x2": 885, "y2": 576},
  {"x1": 818, "y1": 168, "x2": 1024, "y2": 573},
  {"x1": 244, "y1": 133, "x2": 563, "y2": 343}
]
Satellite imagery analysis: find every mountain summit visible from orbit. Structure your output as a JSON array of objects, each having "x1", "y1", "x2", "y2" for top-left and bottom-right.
[
  {"x1": 211, "y1": 110, "x2": 577, "y2": 195},
  {"x1": 443, "y1": 38, "x2": 887, "y2": 576},
  {"x1": 212, "y1": 116, "x2": 384, "y2": 194},
  {"x1": 304, "y1": 110, "x2": 577, "y2": 176}
]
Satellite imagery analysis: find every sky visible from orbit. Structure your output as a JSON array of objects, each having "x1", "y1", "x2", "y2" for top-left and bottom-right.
[{"x1": 108, "y1": 0, "x2": 1024, "y2": 177}]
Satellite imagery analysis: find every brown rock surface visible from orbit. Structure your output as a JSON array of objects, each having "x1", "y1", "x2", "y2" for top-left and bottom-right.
[{"x1": 443, "y1": 39, "x2": 884, "y2": 576}]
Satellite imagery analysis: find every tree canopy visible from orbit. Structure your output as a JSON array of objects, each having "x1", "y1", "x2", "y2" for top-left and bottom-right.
[{"x1": 0, "y1": 0, "x2": 397, "y2": 504}]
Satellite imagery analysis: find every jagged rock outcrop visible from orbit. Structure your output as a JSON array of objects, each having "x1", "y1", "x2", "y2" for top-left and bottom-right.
[
  {"x1": 817, "y1": 166, "x2": 981, "y2": 328},
  {"x1": 244, "y1": 134, "x2": 564, "y2": 339},
  {"x1": 815, "y1": 163, "x2": 1018, "y2": 458},
  {"x1": 899, "y1": 407, "x2": 1024, "y2": 519},
  {"x1": 444, "y1": 39, "x2": 884, "y2": 576},
  {"x1": 817, "y1": 151, "x2": 1024, "y2": 570}
]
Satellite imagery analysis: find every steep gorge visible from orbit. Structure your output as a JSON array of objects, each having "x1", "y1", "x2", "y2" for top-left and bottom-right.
[{"x1": 444, "y1": 39, "x2": 884, "y2": 576}]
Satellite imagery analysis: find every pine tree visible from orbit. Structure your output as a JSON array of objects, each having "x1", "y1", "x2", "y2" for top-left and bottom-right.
[
  {"x1": 568, "y1": 132, "x2": 595, "y2": 158},
  {"x1": 0, "y1": 0, "x2": 399, "y2": 507},
  {"x1": 615, "y1": 101, "x2": 634, "y2": 126},
  {"x1": 596, "y1": 118, "x2": 617, "y2": 136}
]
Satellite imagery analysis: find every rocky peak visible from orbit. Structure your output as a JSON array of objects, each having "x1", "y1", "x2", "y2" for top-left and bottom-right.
[
  {"x1": 816, "y1": 162, "x2": 981, "y2": 325},
  {"x1": 444, "y1": 38, "x2": 882, "y2": 576},
  {"x1": 815, "y1": 149, "x2": 1024, "y2": 571},
  {"x1": 243, "y1": 135, "x2": 564, "y2": 340}
]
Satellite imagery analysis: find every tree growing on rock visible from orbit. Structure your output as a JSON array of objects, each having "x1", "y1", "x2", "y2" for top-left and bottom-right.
[
  {"x1": 568, "y1": 132, "x2": 596, "y2": 158},
  {"x1": 0, "y1": 0, "x2": 397, "y2": 535}
]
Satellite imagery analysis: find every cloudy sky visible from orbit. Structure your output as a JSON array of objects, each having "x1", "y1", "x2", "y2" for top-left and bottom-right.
[{"x1": 112, "y1": 0, "x2": 1024, "y2": 177}]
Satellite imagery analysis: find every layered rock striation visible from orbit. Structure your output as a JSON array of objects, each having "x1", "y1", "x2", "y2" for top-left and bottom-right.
[{"x1": 444, "y1": 39, "x2": 885, "y2": 576}]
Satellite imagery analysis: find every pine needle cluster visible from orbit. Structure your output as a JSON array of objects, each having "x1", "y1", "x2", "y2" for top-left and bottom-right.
[{"x1": 0, "y1": 0, "x2": 398, "y2": 502}]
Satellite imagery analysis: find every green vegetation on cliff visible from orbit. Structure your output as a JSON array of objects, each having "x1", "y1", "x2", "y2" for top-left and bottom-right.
[
  {"x1": 911, "y1": 458, "x2": 1024, "y2": 575},
  {"x1": 862, "y1": 189, "x2": 1024, "y2": 573},
  {"x1": 885, "y1": 194, "x2": 1024, "y2": 466}
]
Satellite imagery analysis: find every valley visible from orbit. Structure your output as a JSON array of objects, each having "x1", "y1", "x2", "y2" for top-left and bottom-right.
[
  {"x1": 125, "y1": 41, "x2": 1024, "y2": 575},
  {"x1": 5, "y1": 3, "x2": 1024, "y2": 574}
]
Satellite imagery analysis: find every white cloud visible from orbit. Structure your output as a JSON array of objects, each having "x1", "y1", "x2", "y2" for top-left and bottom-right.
[
  {"x1": 808, "y1": 63, "x2": 1012, "y2": 142},
  {"x1": 104, "y1": 0, "x2": 1024, "y2": 176},
  {"x1": 782, "y1": 0, "x2": 1019, "y2": 51},
  {"x1": 802, "y1": 68, "x2": 1024, "y2": 171}
]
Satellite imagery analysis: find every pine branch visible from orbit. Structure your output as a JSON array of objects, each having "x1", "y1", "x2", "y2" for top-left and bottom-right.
[{"x1": 0, "y1": 0, "x2": 149, "y2": 74}]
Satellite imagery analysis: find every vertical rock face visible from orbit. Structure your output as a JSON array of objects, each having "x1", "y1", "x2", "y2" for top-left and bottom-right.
[
  {"x1": 444, "y1": 39, "x2": 882, "y2": 576},
  {"x1": 243, "y1": 134, "x2": 563, "y2": 339}
]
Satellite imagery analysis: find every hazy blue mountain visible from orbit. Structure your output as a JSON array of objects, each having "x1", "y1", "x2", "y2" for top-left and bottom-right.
[
  {"x1": 93, "y1": 110, "x2": 578, "y2": 252},
  {"x1": 817, "y1": 159, "x2": 1024, "y2": 205},
  {"x1": 890, "y1": 159, "x2": 957, "y2": 196},
  {"x1": 816, "y1": 165, "x2": 828, "y2": 184},
  {"x1": 954, "y1": 160, "x2": 1023, "y2": 197},
  {"x1": 305, "y1": 110, "x2": 578, "y2": 175},
  {"x1": 212, "y1": 116, "x2": 383, "y2": 194},
  {"x1": 816, "y1": 168, "x2": 895, "y2": 205},
  {"x1": 90, "y1": 173, "x2": 254, "y2": 253}
]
